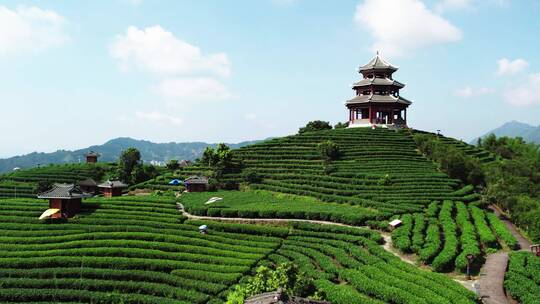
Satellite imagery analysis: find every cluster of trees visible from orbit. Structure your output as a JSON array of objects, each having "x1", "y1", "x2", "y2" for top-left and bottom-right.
[
  {"x1": 478, "y1": 135, "x2": 540, "y2": 242},
  {"x1": 298, "y1": 120, "x2": 348, "y2": 134},
  {"x1": 201, "y1": 143, "x2": 242, "y2": 178},
  {"x1": 117, "y1": 148, "x2": 158, "y2": 185},
  {"x1": 226, "y1": 263, "x2": 315, "y2": 304},
  {"x1": 415, "y1": 132, "x2": 539, "y2": 242},
  {"x1": 414, "y1": 134, "x2": 485, "y2": 187}
]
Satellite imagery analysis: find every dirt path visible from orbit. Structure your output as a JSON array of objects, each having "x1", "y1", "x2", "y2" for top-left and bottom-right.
[
  {"x1": 478, "y1": 252, "x2": 509, "y2": 304},
  {"x1": 176, "y1": 203, "x2": 371, "y2": 229},
  {"x1": 177, "y1": 202, "x2": 476, "y2": 291},
  {"x1": 489, "y1": 205, "x2": 532, "y2": 250}
]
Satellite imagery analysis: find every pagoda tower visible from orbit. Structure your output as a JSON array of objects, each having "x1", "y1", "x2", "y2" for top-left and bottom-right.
[{"x1": 346, "y1": 53, "x2": 412, "y2": 127}]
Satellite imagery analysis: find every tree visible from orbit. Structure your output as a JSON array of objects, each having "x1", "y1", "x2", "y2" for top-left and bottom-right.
[
  {"x1": 226, "y1": 263, "x2": 314, "y2": 304},
  {"x1": 166, "y1": 159, "x2": 180, "y2": 171},
  {"x1": 199, "y1": 144, "x2": 242, "y2": 181},
  {"x1": 334, "y1": 121, "x2": 349, "y2": 129},
  {"x1": 35, "y1": 180, "x2": 53, "y2": 193},
  {"x1": 243, "y1": 169, "x2": 262, "y2": 184},
  {"x1": 318, "y1": 140, "x2": 340, "y2": 161},
  {"x1": 131, "y1": 164, "x2": 159, "y2": 184},
  {"x1": 117, "y1": 148, "x2": 141, "y2": 184},
  {"x1": 298, "y1": 120, "x2": 332, "y2": 134}
]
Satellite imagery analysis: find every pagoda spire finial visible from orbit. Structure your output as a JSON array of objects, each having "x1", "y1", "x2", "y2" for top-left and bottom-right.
[{"x1": 376, "y1": 50, "x2": 379, "y2": 56}]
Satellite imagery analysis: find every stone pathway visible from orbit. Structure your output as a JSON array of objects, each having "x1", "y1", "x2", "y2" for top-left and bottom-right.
[
  {"x1": 489, "y1": 205, "x2": 532, "y2": 250},
  {"x1": 478, "y1": 252, "x2": 509, "y2": 304}
]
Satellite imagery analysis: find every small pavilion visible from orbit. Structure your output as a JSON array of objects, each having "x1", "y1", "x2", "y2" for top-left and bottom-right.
[
  {"x1": 184, "y1": 176, "x2": 208, "y2": 192},
  {"x1": 37, "y1": 184, "x2": 92, "y2": 219},
  {"x1": 98, "y1": 180, "x2": 128, "y2": 197},
  {"x1": 85, "y1": 151, "x2": 100, "y2": 163},
  {"x1": 346, "y1": 53, "x2": 412, "y2": 127},
  {"x1": 79, "y1": 178, "x2": 98, "y2": 194}
]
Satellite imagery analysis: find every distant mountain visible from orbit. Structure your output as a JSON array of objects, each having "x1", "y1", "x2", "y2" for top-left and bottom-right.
[
  {"x1": 0, "y1": 137, "x2": 262, "y2": 173},
  {"x1": 470, "y1": 121, "x2": 540, "y2": 145}
]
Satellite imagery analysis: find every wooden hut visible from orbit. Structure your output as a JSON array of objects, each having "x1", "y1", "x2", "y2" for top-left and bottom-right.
[
  {"x1": 78, "y1": 178, "x2": 98, "y2": 194},
  {"x1": 98, "y1": 180, "x2": 128, "y2": 197},
  {"x1": 184, "y1": 176, "x2": 208, "y2": 192},
  {"x1": 37, "y1": 184, "x2": 92, "y2": 219},
  {"x1": 85, "y1": 151, "x2": 100, "y2": 163}
]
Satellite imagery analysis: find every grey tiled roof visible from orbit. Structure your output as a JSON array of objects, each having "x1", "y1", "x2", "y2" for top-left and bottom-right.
[
  {"x1": 359, "y1": 55, "x2": 398, "y2": 72},
  {"x1": 97, "y1": 180, "x2": 128, "y2": 188},
  {"x1": 85, "y1": 151, "x2": 100, "y2": 157},
  {"x1": 352, "y1": 77, "x2": 405, "y2": 88},
  {"x1": 78, "y1": 178, "x2": 97, "y2": 187},
  {"x1": 184, "y1": 176, "x2": 208, "y2": 185},
  {"x1": 346, "y1": 94, "x2": 412, "y2": 105},
  {"x1": 37, "y1": 184, "x2": 92, "y2": 199}
]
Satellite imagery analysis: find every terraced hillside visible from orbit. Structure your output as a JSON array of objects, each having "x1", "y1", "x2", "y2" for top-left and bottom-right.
[
  {"x1": 392, "y1": 200, "x2": 519, "y2": 272},
  {"x1": 505, "y1": 251, "x2": 540, "y2": 304},
  {"x1": 227, "y1": 127, "x2": 479, "y2": 218},
  {"x1": 0, "y1": 196, "x2": 477, "y2": 303},
  {"x1": 0, "y1": 164, "x2": 111, "y2": 198},
  {"x1": 412, "y1": 130, "x2": 495, "y2": 163}
]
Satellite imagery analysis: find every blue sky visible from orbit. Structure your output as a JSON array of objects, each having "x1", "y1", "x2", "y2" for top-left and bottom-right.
[{"x1": 1, "y1": 0, "x2": 539, "y2": 157}]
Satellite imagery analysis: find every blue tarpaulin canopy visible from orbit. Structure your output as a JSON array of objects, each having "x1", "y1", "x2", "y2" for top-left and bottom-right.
[{"x1": 169, "y1": 179, "x2": 183, "y2": 185}]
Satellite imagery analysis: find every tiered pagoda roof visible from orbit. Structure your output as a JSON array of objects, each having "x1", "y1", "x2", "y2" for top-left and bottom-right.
[
  {"x1": 346, "y1": 53, "x2": 411, "y2": 107},
  {"x1": 358, "y1": 54, "x2": 398, "y2": 73},
  {"x1": 347, "y1": 94, "x2": 412, "y2": 105}
]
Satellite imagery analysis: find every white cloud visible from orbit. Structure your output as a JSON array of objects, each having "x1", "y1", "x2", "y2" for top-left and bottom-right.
[
  {"x1": 435, "y1": 0, "x2": 472, "y2": 13},
  {"x1": 497, "y1": 58, "x2": 529, "y2": 76},
  {"x1": 455, "y1": 86, "x2": 494, "y2": 98},
  {"x1": 354, "y1": 0, "x2": 462, "y2": 57},
  {"x1": 503, "y1": 73, "x2": 540, "y2": 106},
  {"x1": 0, "y1": 6, "x2": 68, "y2": 54},
  {"x1": 135, "y1": 111, "x2": 183, "y2": 126},
  {"x1": 154, "y1": 77, "x2": 232, "y2": 102},
  {"x1": 110, "y1": 25, "x2": 230, "y2": 77}
]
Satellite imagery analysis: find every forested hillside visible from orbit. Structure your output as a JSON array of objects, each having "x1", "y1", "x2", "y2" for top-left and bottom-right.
[{"x1": 0, "y1": 137, "x2": 261, "y2": 173}]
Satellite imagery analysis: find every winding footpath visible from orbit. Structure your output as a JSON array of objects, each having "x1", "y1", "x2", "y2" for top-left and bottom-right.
[
  {"x1": 476, "y1": 205, "x2": 533, "y2": 304},
  {"x1": 176, "y1": 202, "x2": 476, "y2": 291}
]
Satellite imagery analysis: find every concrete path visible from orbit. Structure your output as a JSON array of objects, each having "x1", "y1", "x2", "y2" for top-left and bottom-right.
[
  {"x1": 489, "y1": 205, "x2": 532, "y2": 250},
  {"x1": 478, "y1": 252, "x2": 509, "y2": 304}
]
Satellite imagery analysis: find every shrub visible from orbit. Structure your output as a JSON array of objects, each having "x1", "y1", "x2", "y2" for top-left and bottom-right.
[{"x1": 298, "y1": 121, "x2": 332, "y2": 134}]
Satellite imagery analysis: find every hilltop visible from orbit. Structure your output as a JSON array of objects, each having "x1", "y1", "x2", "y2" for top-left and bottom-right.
[
  {"x1": 0, "y1": 126, "x2": 535, "y2": 304},
  {"x1": 0, "y1": 137, "x2": 261, "y2": 173}
]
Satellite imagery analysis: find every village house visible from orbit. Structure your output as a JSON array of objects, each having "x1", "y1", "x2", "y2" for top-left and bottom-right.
[
  {"x1": 78, "y1": 178, "x2": 98, "y2": 194},
  {"x1": 85, "y1": 151, "x2": 100, "y2": 163},
  {"x1": 37, "y1": 184, "x2": 92, "y2": 219},
  {"x1": 98, "y1": 180, "x2": 128, "y2": 197},
  {"x1": 184, "y1": 176, "x2": 208, "y2": 192}
]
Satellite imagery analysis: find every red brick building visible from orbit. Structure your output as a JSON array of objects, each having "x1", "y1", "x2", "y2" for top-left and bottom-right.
[
  {"x1": 37, "y1": 184, "x2": 92, "y2": 219},
  {"x1": 85, "y1": 151, "x2": 100, "y2": 163},
  {"x1": 346, "y1": 53, "x2": 412, "y2": 127},
  {"x1": 98, "y1": 180, "x2": 128, "y2": 197}
]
